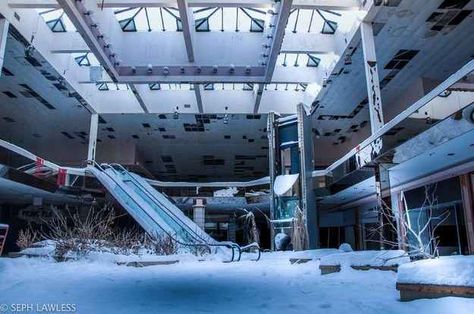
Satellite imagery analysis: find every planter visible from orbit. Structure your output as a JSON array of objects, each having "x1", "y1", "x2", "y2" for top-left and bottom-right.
[
  {"x1": 290, "y1": 258, "x2": 313, "y2": 264},
  {"x1": 320, "y1": 264, "x2": 399, "y2": 275},
  {"x1": 125, "y1": 260, "x2": 179, "y2": 267},
  {"x1": 319, "y1": 265, "x2": 341, "y2": 275},
  {"x1": 396, "y1": 282, "x2": 474, "y2": 301}
]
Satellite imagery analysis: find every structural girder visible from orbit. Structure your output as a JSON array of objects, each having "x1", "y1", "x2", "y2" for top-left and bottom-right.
[{"x1": 8, "y1": 0, "x2": 361, "y2": 10}]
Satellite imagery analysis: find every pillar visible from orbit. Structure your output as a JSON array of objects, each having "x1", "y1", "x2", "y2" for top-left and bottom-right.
[
  {"x1": 87, "y1": 113, "x2": 99, "y2": 164},
  {"x1": 362, "y1": 21, "x2": 394, "y2": 250},
  {"x1": 361, "y1": 21, "x2": 384, "y2": 134},
  {"x1": 460, "y1": 173, "x2": 474, "y2": 254},
  {"x1": 267, "y1": 112, "x2": 277, "y2": 250},
  {"x1": 374, "y1": 163, "x2": 399, "y2": 249},
  {"x1": 0, "y1": 18, "x2": 10, "y2": 77},
  {"x1": 227, "y1": 217, "x2": 237, "y2": 243},
  {"x1": 297, "y1": 103, "x2": 318, "y2": 249},
  {"x1": 193, "y1": 199, "x2": 205, "y2": 230}
]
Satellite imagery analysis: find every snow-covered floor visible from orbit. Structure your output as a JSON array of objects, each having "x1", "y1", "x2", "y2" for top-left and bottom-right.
[{"x1": 1, "y1": 255, "x2": 473, "y2": 314}]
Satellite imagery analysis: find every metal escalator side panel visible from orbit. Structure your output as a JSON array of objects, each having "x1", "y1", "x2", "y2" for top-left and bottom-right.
[
  {"x1": 92, "y1": 167, "x2": 187, "y2": 242},
  {"x1": 129, "y1": 173, "x2": 217, "y2": 244},
  {"x1": 113, "y1": 170, "x2": 207, "y2": 245},
  {"x1": 103, "y1": 168, "x2": 198, "y2": 244}
]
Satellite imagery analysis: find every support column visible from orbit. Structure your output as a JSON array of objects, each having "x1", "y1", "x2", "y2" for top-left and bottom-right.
[
  {"x1": 356, "y1": 21, "x2": 384, "y2": 168},
  {"x1": 297, "y1": 103, "x2": 318, "y2": 249},
  {"x1": 193, "y1": 199, "x2": 205, "y2": 230},
  {"x1": 354, "y1": 208, "x2": 363, "y2": 250},
  {"x1": 391, "y1": 190, "x2": 407, "y2": 250},
  {"x1": 460, "y1": 173, "x2": 474, "y2": 254},
  {"x1": 361, "y1": 21, "x2": 384, "y2": 134},
  {"x1": 0, "y1": 18, "x2": 10, "y2": 76},
  {"x1": 267, "y1": 112, "x2": 277, "y2": 250},
  {"x1": 362, "y1": 22, "x2": 395, "y2": 250},
  {"x1": 227, "y1": 217, "x2": 237, "y2": 243},
  {"x1": 87, "y1": 113, "x2": 99, "y2": 164},
  {"x1": 374, "y1": 163, "x2": 398, "y2": 249}
]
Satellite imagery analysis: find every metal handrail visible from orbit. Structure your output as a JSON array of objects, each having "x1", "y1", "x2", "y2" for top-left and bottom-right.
[
  {"x1": 108, "y1": 163, "x2": 261, "y2": 261},
  {"x1": 240, "y1": 242, "x2": 261, "y2": 261},
  {"x1": 105, "y1": 163, "x2": 245, "y2": 260},
  {"x1": 89, "y1": 162, "x2": 238, "y2": 262},
  {"x1": 107, "y1": 163, "x2": 212, "y2": 245}
]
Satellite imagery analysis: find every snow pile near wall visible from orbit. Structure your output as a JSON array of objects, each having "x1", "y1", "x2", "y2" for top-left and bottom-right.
[
  {"x1": 398, "y1": 256, "x2": 474, "y2": 287},
  {"x1": 20, "y1": 240, "x2": 56, "y2": 256},
  {"x1": 320, "y1": 250, "x2": 410, "y2": 268}
]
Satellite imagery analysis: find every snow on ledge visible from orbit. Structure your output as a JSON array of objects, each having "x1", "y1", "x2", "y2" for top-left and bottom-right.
[
  {"x1": 273, "y1": 174, "x2": 299, "y2": 196},
  {"x1": 320, "y1": 250, "x2": 410, "y2": 268},
  {"x1": 398, "y1": 256, "x2": 474, "y2": 287}
]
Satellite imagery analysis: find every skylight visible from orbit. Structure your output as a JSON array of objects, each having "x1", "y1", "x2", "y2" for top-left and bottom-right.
[
  {"x1": 264, "y1": 83, "x2": 308, "y2": 92},
  {"x1": 96, "y1": 83, "x2": 130, "y2": 91},
  {"x1": 278, "y1": 53, "x2": 321, "y2": 67},
  {"x1": 113, "y1": 6, "x2": 268, "y2": 32},
  {"x1": 114, "y1": 7, "x2": 181, "y2": 32},
  {"x1": 38, "y1": 9, "x2": 76, "y2": 32},
  {"x1": 286, "y1": 9, "x2": 340, "y2": 34},
  {"x1": 193, "y1": 7, "x2": 267, "y2": 32},
  {"x1": 72, "y1": 53, "x2": 100, "y2": 67}
]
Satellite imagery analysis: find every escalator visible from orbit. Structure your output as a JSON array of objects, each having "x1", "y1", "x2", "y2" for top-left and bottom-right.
[{"x1": 88, "y1": 163, "x2": 260, "y2": 262}]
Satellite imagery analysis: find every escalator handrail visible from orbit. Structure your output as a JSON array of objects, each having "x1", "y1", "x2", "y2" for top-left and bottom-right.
[
  {"x1": 89, "y1": 162, "x2": 238, "y2": 262},
  {"x1": 105, "y1": 164, "x2": 244, "y2": 256},
  {"x1": 106, "y1": 163, "x2": 212, "y2": 246},
  {"x1": 108, "y1": 164, "x2": 260, "y2": 262}
]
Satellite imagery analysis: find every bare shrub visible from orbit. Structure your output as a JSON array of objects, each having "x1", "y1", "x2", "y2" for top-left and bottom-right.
[
  {"x1": 43, "y1": 204, "x2": 118, "y2": 258},
  {"x1": 16, "y1": 226, "x2": 39, "y2": 250},
  {"x1": 367, "y1": 184, "x2": 450, "y2": 259},
  {"x1": 238, "y1": 209, "x2": 260, "y2": 245},
  {"x1": 43, "y1": 204, "x2": 183, "y2": 258},
  {"x1": 110, "y1": 228, "x2": 143, "y2": 255},
  {"x1": 145, "y1": 233, "x2": 178, "y2": 256},
  {"x1": 291, "y1": 205, "x2": 308, "y2": 251}
]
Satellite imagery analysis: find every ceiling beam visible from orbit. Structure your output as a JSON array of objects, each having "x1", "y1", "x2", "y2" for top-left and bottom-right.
[
  {"x1": 57, "y1": 0, "x2": 120, "y2": 81},
  {"x1": 129, "y1": 84, "x2": 150, "y2": 113},
  {"x1": 264, "y1": 0, "x2": 293, "y2": 82},
  {"x1": 8, "y1": 0, "x2": 361, "y2": 10},
  {"x1": 193, "y1": 83, "x2": 203, "y2": 113},
  {"x1": 177, "y1": 0, "x2": 195, "y2": 63},
  {"x1": 0, "y1": 18, "x2": 9, "y2": 75},
  {"x1": 253, "y1": 83, "x2": 264, "y2": 114},
  {"x1": 115, "y1": 65, "x2": 265, "y2": 83}
]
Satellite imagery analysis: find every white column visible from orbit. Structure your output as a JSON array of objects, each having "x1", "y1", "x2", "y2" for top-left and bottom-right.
[
  {"x1": 361, "y1": 21, "x2": 384, "y2": 133},
  {"x1": 193, "y1": 199, "x2": 205, "y2": 230},
  {"x1": 356, "y1": 21, "x2": 384, "y2": 168},
  {"x1": 0, "y1": 18, "x2": 10, "y2": 76},
  {"x1": 87, "y1": 113, "x2": 99, "y2": 163}
]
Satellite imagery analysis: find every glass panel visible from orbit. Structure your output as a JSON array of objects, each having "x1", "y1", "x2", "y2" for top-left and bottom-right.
[
  {"x1": 321, "y1": 20, "x2": 337, "y2": 34},
  {"x1": 195, "y1": 18, "x2": 210, "y2": 32},
  {"x1": 250, "y1": 18, "x2": 264, "y2": 32},
  {"x1": 307, "y1": 54, "x2": 321, "y2": 67},
  {"x1": 275, "y1": 197, "x2": 299, "y2": 220},
  {"x1": 46, "y1": 19, "x2": 66, "y2": 32},
  {"x1": 119, "y1": 18, "x2": 137, "y2": 32}
]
